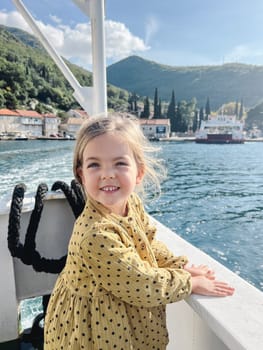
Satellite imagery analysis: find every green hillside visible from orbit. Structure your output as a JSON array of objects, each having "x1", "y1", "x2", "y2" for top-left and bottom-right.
[
  {"x1": 0, "y1": 25, "x2": 129, "y2": 113},
  {"x1": 107, "y1": 55, "x2": 263, "y2": 110},
  {"x1": 1, "y1": 24, "x2": 263, "y2": 130}
]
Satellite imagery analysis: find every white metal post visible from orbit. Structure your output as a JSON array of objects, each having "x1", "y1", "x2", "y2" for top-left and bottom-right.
[
  {"x1": 12, "y1": 0, "x2": 108, "y2": 116},
  {"x1": 89, "y1": 0, "x2": 107, "y2": 116}
]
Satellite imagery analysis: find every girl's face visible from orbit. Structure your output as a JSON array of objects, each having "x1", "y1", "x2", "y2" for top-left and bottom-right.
[{"x1": 78, "y1": 132, "x2": 144, "y2": 216}]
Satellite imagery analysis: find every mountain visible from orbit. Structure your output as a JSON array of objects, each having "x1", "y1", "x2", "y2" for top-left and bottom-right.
[
  {"x1": 2, "y1": 23, "x2": 263, "y2": 118},
  {"x1": 107, "y1": 55, "x2": 263, "y2": 109},
  {"x1": 0, "y1": 25, "x2": 129, "y2": 112}
]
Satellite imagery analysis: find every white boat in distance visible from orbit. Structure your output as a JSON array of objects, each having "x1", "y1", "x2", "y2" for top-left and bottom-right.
[
  {"x1": 0, "y1": 1, "x2": 263, "y2": 350},
  {"x1": 195, "y1": 115, "x2": 245, "y2": 144}
]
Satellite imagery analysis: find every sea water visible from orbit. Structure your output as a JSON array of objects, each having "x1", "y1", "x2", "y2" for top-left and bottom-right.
[{"x1": 1, "y1": 140, "x2": 263, "y2": 328}]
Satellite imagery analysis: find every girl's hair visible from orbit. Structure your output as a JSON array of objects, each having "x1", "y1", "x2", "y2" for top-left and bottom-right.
[{"x1": 73, "y1": 113, "x2": 166, "y2": 199}]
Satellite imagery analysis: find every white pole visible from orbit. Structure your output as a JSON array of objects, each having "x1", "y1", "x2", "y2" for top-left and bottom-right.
[
  {"x1": 12, "y1": 0, "x2": 108, "y2": 116},
  {"x1": 73, "y1": 0, "x2": 107, "y2": 116},
  {"x1": 90, "y1": 0, "x2": 107, "y2": 116}
]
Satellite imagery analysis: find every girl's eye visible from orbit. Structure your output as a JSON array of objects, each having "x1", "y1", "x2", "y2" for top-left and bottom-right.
[
  {"x1": 87, "y1": 162, "x2": 99, "y2": 168},
  {"x1": 116, "y1": 161, "x2": 128, "y2": 166}
]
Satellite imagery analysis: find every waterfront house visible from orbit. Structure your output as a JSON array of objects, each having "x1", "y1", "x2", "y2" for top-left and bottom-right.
[
  {"x1": 0, "y1": 109, "x2": 43, "y2": 138},
  {"x1": 15, "y1": 110, "x2": 43, "y2": 138},
  {"x1": 59, "y1": 117, "x2": 86, "y2": 137},
  {"x1": 0, "y1": 109, "x2": 20, "y2": 136},
  {"x1": 0, "y1": 109, "x2": 61, "y2": 138},
  {"x1": 139, "y1": 118, "x2": 170, "y2": 139},
  {"x1": 59, "y1": 109, "x2": 89, "y2": 137},
  {"x1": 43, "y1": 113, "x2": 60, "y2": 137}
]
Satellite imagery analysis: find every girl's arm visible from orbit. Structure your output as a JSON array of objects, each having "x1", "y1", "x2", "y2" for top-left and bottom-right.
[{"x1": 83, "y1": 227, "x2": 192, "y2": 308}]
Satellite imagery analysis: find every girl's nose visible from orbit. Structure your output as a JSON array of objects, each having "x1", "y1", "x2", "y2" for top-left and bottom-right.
[
  {"x1": 101, "y1": 170, "x2": 115, "y2": 180},
  {"x1": 101, "y1": 174, "x2": 115, "y2": 180}
]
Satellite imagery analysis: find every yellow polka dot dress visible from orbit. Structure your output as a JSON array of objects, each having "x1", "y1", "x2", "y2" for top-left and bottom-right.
[{"x1": 44, "y1": 193, "x2": 192, "y2": 350}]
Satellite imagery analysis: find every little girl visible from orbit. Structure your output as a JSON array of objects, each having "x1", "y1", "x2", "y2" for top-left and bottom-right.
[{"x1": 44, "y1": 114, "x2": 234, "y2": 350}]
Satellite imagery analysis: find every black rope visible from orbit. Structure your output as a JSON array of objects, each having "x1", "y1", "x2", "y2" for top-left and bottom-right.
[
  {"x1": 7, "y1": 183, "x2": 26, "y2": 260},
  {"x1": 7, "y1": 180, "x2": 85, "y2": 273},
  {"x1": 7, "y1": 180, "x2": 85, "y2": 345},
  {"x1": 51, "y1": 179, "x2": 85, "y2": 218},
  {"x1": 23, "y1": 183, "x2": 48, "y2": 257}
]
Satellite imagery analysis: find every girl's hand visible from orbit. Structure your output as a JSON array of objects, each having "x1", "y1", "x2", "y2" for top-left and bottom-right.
[
  {"x1": 184, "y1": 263, "x2": 215, "y2": 280},
  {"x1": 191, "y1": 276, "x2": 235, "y2": 297}
]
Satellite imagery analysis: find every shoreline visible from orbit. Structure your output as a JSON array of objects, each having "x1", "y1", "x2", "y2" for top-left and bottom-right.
[
  {"x1": 0, "y1": 136, "x2": 75, "y2": 141},
  {"x1": 1, "y1": 136, "x2": 263, "y2": 142},
  {"x1": 160, "y1": 137, "x2": 263, "y2": 142}
]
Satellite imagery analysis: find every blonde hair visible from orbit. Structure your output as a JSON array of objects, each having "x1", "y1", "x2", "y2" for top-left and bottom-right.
[{"x1": 73, "y1": 113, "x2": 166, "y2": 200}]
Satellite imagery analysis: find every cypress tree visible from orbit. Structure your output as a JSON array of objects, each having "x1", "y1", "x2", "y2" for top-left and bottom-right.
[
  {"x1": 153, "y1": 87, "x2": 159, "y2": 118},
  {"x1": 174, "y1": 102, "x2": 183, "y2": 132},
  {"x1": 199, "y1": 107, "x2": 204, "y2": 128},
  {"x1": 128, "y1": 93, "x2": 133, "y2": 111},
  {"x1": 192, "y1": 110, "x2": 199, "y2": 132},
  {"x1": 158, "y1": 98, "x2": 162, "y2": 118},
  {"x1": 141, "y1": 96, "x2": 150, "y2": 118},
  {"x1": 167, "y1": 90, "x2": 176, "y2": 119},
  {"x1": 133, "y1": 92, "x2": 138, "y2": 113},
  {"x1": 167, "y1": 90, "x2": 176, "y2": 132},
  {"x1": 205, "y1": 97, "x2": 211, "y2": 120}
]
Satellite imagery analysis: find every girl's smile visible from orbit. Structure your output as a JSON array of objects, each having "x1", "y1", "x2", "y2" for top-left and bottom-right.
[{"x1": 100, "y1": 186, "x2": 120, "y2": 192}]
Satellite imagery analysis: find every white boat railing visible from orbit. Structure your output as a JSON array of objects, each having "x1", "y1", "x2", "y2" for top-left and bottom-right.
[{"x1": 0, "y1": 193, "x2": 263, "y2": 349}]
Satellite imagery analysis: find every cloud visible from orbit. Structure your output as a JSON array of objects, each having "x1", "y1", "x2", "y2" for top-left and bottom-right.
[
  {"x1": 0, "y1": 10, "x2": 149, "y2": 68},
  {"x1": 144, "y1": 15, "x2": 159, "y2": 46},
  {"x1": 0, "y1": 10, "x2": 31, "y2": 32},
  {"x1": 49, "y1": 14, "x2": 62, "y2": 24},
  {"x1": 106, "y1": 20, "x2": 149, "y2": 60}
]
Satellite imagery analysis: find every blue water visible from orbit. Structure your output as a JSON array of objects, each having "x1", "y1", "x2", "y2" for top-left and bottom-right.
[
  {"x1": 1, "y1": 140, "x2": 263, "y2": 327},
  {"x1": 147, "y1": 141, "x2": 263, "y2": 291}
]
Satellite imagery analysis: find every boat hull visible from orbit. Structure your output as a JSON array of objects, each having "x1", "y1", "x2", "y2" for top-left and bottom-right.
[
  {"x1": 196, "y1": 133, "x2": 245, "y2": 144},
  {"x1": 195, "y1": 139, "x2": 245, "y2": 144}
]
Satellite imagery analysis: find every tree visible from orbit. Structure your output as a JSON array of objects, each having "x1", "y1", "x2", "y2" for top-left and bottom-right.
[
  {"x1": 199, "y1": 107, "x2": 204, "y2": 129},
  {"x1": 141, "y1": 96, "x2": 150, "y2": 118},
  {"x1": 192, "y1": 110, "x2": 199, "y2": 132},
  {"x1": 153, "y1": 87, "x2": 159, "y2": 118},
  {"x1": 127, "y1": 92, "x2": 139, "y2": 113},
  {"x1": 128, "y1": 93, "x2": 133, "y2": 111},
  {"x1": 176, "y1": 101, "x2": 189, "y2": 132},
  {"x1": 133, "y1": 92, "x2": 138, "y2": 113},
  {"x1": 205, "y1": 97, "x2": 211, "y2": 120},
  {"x1": 172, "y1": 102, "x2": 184, "y2": 132},
  {"x1": 4, "y1": 91, "x2": 18, "y2": 109},
  {"x1": 170, "y1": 105, "x2": 177, "y2": 133},
  {"x1": 0, "y1": 90, "x2": 6, "y2": 107},
  {"x1": 158, "y1": 98, "x2": 162, "y2": 118},
  {"x1": 167, "y1": 90, "x2": 176, "y2": 120}
]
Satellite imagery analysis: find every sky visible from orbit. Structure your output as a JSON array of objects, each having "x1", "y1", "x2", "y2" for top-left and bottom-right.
[{"x1": 1, "y1": 0, "x2": 263, "y2": 70}]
